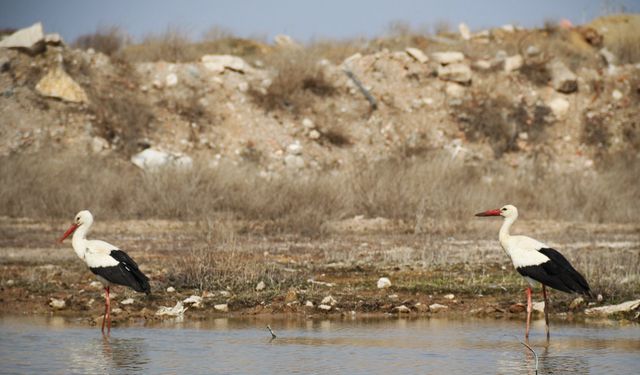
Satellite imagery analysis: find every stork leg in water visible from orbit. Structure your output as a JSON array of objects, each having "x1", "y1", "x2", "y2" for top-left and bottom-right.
[
  {"x1": 525, "y1": 286, "x2": 532, "y2": 339},
  {"x1": 101, "y1": 286, "x2": 111, "y2": 334},
  {"x1": 543, "y1": 285, "x2": 550, "y2": 339}
]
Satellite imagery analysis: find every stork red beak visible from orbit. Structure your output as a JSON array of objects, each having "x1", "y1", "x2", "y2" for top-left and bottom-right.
[
  {"x1": 475, "y1": 209, "x2": 501, "y2": 217},
  {"x1": 59, "y1": 224, "x2": 79, "y2": 243}
]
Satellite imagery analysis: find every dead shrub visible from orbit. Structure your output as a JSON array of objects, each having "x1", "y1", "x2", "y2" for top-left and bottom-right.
[
  {"x1": 72, "y1": 26, "x2": 127, "y2": 56},
  {"x1": 581, "y1": 112, "x2": 611, "y2": 149},
  {"x1": 249, "y1": 48, "x2": 337, "y2": 114},
  {"x1": 519, "y1": 61, "x2": 551, "y2": 86}
]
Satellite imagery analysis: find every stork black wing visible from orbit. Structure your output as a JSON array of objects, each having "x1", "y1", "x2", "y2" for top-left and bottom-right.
[
  {"x1": 90, "y1": 250, "x2": 151, "y2": 294},
  {"x1": 516, "y1": 248, "x2": 591, "y2": 295}
]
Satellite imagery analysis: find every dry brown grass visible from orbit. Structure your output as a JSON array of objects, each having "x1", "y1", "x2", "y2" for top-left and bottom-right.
[
  {"x1": 590, "y1": 13, "x2": 640, "y2": 64},
  {"x1": 72, "y1": 26, "x2": 128, "y2": 56}
]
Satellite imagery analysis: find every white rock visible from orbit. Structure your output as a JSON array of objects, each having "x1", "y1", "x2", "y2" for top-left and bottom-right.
[
  {"x1": 501, "y1": 24, "x2": 515, "y2": 32},
  {"x1": 612, "y1": 90, "x2": 623, "y2": 101},
  {"x1": 44, "y1": 33, "x2": 63, "y2": 45},
  {"x1": 91, "y1": 136, "x2": 109, "y2": 153},
  {"x1": 377, "y1": 277, "x2": 392, "y2": 289},
  {"x1": 473, "y1": 60, "x2": 492, "y2": 70},
  {"x1": 111, "y1": 307, "x2": 123, "y2": 315},
  {"x1": 504, "y1": 55, "x2": 523, "y2": 72},
  {"x1": 201, "y1": 54, "x2": 249, "y2": 74},
  {"x1": 35, "y1": 67, "x2": 88, "y2": 103},
  {"x1": 405, "y1": 47, "x2": 428, "y2": 63},
  {"x1": 599, "y1": 48, "x2": 616, "y2": 66},
  {"x1": 305, "y1": 300, "x2": 314, "y2": 307},
  {"x1": 284, "y1": 154, "x2": 304, "y2": 169},
  {"x1": 165, "y1": 73, "x2": 178, "y2": 87},
  {"x1": 532, "y1": 301, "x2": 545, "y2": 313},
  {"x1": 321, "y1": 295, "x2": 337, "y2": 306},
  {"x1": 256, "y1": 281, "x2": 266, "y2": 291},
  {"x1": 308, "y1": 130, "x2": 321, "y2": 140},
  {"x1": 443, "y1": 293, "x2": 455, "y2": 300},
  {"x1": 0, "y1": 22, "x2": 44, "y2": 52},
  {"x1": 526, "y1": 45, "x2": 541, "y2": 56},
  {"x1": 393, "y1": 305, "x2": 411, "y2": 313},
  {"x1": 445, "y1": 83, "x2": 465, "y2": 98},
  {"x1": 120, "y1": 298, "x2": 135, "y2": 305},
  {"x1": 287, "y1": 142, "x2": 303, "y2": 155},
  {"x1": 388, "y1": 294, "x2": 398, "y2": 300},
  {"x1": 302, "y1": 118, "x2": 315, "y2": 129},
  {"x1": 166, "y1": 286, "x2": 176, "y2": 293},
  {"x1": 342, "y1": 53, "x2": 362, "y2": 67},
  {"x1": 548, "y1": 60, "x2": 577, "y2": 93},
  {"x1": 318, "y1": 304, "x2": 332, "y2": 311},
  {"x1": 214, "y1": 303, "x2": 229, "y2": 312},
  {"x1": 49, "y1": 298, "x2": 66, "y2": 309},
  {"x1": 585, "y1": 299, "x2": 640, "y2": 316},
  {"x1": 219, "y1": 290, "x2": 231, "y2": 297},
  {"x1": 183, "y1": 295, "x2": 203, "y2": 308},
  {"x1": 131, "y1": 148, "x2": 192, "y2": 170},
  {"x1": 274, "y1": 34, "x2": 299, "y2": 48},
  {"x1": 437, "y1": 63, "x2": 472, "y2": 84},
  {"x1": 458, "y1": 23, "x2": 471, "y2": 40},
  {"x1": 548, "y1": 97, "x2": 570, "y2": 118},
  {"x1": 429, "y1": 303, "x2": 448, "y2": 312},
  {"x1": 156, "y1": 301, "x2": 187, "y2": 317},
  {"x1": 89, "y1": 281, "x2": 103, "y2": 289},
  {"x1": 431, "y1": 51, "x2": 465, "y2": 65}
]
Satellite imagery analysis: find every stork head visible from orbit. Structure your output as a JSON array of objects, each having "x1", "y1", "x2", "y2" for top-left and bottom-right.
[
  {"x1": 58, "y1": 210, "x2": 93, "y2": 243},
  {"x1": 475, "y1": 204, "x2": 518, "y2": 219}
]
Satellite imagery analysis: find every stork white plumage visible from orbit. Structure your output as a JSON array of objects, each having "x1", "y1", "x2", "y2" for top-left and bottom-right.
[
  {"x1": 59, "y1": 210, "x2": 150, "y2": 334},
  {"x1": 475, "y1": 205, "x2": 591, "y2": 339}
]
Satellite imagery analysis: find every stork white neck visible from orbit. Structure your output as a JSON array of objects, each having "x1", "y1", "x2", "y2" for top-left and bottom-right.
[
  {"x1": 498, "y1": 211, "x2": 518, "y2": 249},
  {"x1": 71, "y1": 221, "x2": 92, "y2": 260}
]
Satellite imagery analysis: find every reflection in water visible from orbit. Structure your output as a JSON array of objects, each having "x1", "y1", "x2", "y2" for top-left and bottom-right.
[{"x1": 0, "y1": 316, "x2": 638, "y2": 374}]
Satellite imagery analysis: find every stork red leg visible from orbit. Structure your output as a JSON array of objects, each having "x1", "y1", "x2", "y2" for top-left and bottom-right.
[
  {"x1": 102, "y1": 286, "x2": 111, "y2": 335},
  {"x1": 542, "y1": 285, "x2": 550, "y2": 339},
  {"x1": 525, "y1": 286, "x2": 532, "y2": 339}
]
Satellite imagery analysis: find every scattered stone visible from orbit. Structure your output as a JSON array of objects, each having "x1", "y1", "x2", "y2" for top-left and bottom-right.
[
  {"x1": 287, "y1": 142, "x2": 303, "y2": 155},
  {"x1": 91, "y1": 136, "x2": 109, "y2": 153},
  {"x1": 548, "y1": 97, "x2": 570, "y2": 118},
  {"x1": 111, "y1": 307, "x2": 123, "y2": 315},
  {"x1": 509, "y1": 303, "x2": 526, "y2": 313},
  {"x1": 318, "y1": 304, "x2": 332, "y2": 311},
  {"x1": 0, "y1": 22, "x2": 45, "y2": 53},
  {"x1": 458, "y1": 23, "x2": 471, "y2": 40},
  {"x1": 429, "y1": 303, "x2": 448, "y2": 312},
  {"x1": 431, "y1": 51, "x2": 465, "y2": 65},
  {"x1": 532, "y1": 301, "x2": 545, "y2": 313},
  {"x1": 305, "y1": 300, "x2": 314, "y2": 307},
  {"x1": 504, "y1": 55, "x2": 523, "y2": 72},
  {"x1": 284, "y1": 154, "x2": 304, "y2": 169},
  {"x1": 599, "y1": 48, "x2": 616, "y2": 66},
  {"x1": 597, "y1": 294, "x2": 603, "y2": 302},
  {"x1": 569, "y1": 297, "x2": 584, "y2": 310},
  {"x1": 201, "y1": 291, "x2": 215, "y2": 298},
  {"x1": 377, "y1": 277, "x2": 392, "y2": 289},
  {"x1": 201, "y1": 54, "x2": 250, "y2": 74},
  {"x1": 443, "y1": 293, "x2": 455, "y2": 300},
  {"x1": 321, "y1": 295, "x2": 337, "y2": 306},
  {"x1": 585, "y1": 299, "x2": 640, "y2": 316},
  {"x1": 445, "y1": 83, "x2": 465, "y2": 98},
  {"x1": 405, "y1": 47, "x2": 428, "y2": 63},
  {"x1": 501, "y1": 24, "x2": 515, "y2": 32},
  {"x1": 308, "y1": 130, "x2": 321, "y2": 140},
  {"x1": 49, "y1": 298, "x2": 66, "y2": 309},
  {"x1": 165, "y1": 73, "x2": 178, "y2": 87},
  {"x1": 256, "y1": 281, "x2": 266, "y2": 291},
  {"x1": 526, "y1": 45, "x2": 541, "y2": 56},
  {"x1": 307, "y1": 279, "x2": 335, "y2": 287},
  {"x1": 214, "y1": 303, "x2": 229, "y2": 312},
  {"x1": 6, "y1": 280, "x2": 14, "y2": 286},
  {"x1": 548, "y1": 60, "x2": 578, "y2": 93},
  {"x1": 166, "y1": 286, "x2": 176, "y2": 293},
  {"x1": 302, "y1": 118, "x2": 314, "y2": 129},
  {"x1": 156, "y1": 301, "x2": 187, "y2": 317},
  {"x1": 612, "y1": 89, "x2": 622, "y2": 101},
  {"x1": 219, "y1": 291, "x2": 231, "y2": 297},
  {"x1": 35, "y1": 67, "x2": 89, "y2": 103},
  {"x1": 274, "y1": 34, "x2": 299, "y2": 48},
  {"x1": 342, "y1": 53, "x2": 362, "y2": 67},
  {"x1": 388, "y1": 294, "x2": 398, "y2": 300},
  {"x1": 183, "y1": 295, "x2": 203, "y2": 308},
  {"x1": 131, "y1": 148, "x2": 193, "y2": 170},
  {"x1": 44, "y1": 33, "x2": 63, "y2": 45},
  {"x1": 89, "y1": 281, "x2": 103, "y2": 289},
  {"x1": 393, "y1": 305, "x2": 411, "y2": 313},
  {"x1": 120, "y1": 298, "x2": 134, "y2": 305},
  {"x1": 472, "y1": 60, "x2": 492, "y2": 70},
  {"x1": 437, "y1": 63, "x2": 472, "y2": 84}
]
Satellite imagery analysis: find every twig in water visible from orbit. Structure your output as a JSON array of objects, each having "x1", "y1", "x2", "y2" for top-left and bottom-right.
[
  {"x1": 519, "y1": 339, "x2": 539, "y2": 375},
  {"x1": 266, "y1": 325, "x2": 277, "y2": 339}
]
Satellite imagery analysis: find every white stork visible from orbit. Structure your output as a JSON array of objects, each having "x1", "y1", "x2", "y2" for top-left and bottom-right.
[
  {"x1": 475, "y1": 204, "x2": 591, "y2": 338},
  {"x1": 59, "y1": 210, "x2": 150, "y2": 334}
]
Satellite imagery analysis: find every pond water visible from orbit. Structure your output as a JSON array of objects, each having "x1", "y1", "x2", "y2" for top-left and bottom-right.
[{"x1": 0, "y1": 315, "x2": 638, "y2": 374}]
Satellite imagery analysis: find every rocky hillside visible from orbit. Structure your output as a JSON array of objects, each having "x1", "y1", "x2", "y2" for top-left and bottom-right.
[{"x1": 1, "y1": 17, "x2": 638, "y2": 174}]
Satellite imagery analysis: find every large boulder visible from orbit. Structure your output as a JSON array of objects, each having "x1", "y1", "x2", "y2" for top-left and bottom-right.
[
  {"x1": 548, "y1": 60, "x2": 578, "y2": 93},
  {"x1": 0, "y1": 22, "x2": 45, "y2": 53},
  {"x1": 35, "y1": 67, "x2": 88, "y2": 103},
  {"x1": 437, "y1": 63, "x2": 472, "y2": 84}
]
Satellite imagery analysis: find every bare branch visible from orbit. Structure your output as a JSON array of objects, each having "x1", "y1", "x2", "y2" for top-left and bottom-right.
[{"x1": 266, "y1": 324, "x2": 277, "y2": 339}]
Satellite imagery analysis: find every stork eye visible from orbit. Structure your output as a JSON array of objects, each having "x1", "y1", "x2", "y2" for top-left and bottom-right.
[{"x1": 501, "y1": 208, "x2": 507, "y2": 211}]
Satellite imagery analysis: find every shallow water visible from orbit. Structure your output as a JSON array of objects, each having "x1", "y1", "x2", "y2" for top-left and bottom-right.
[{"x1": 0, "y1": 316, "x2": 638, "y2": 374}]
